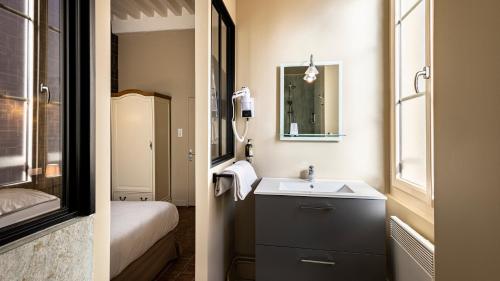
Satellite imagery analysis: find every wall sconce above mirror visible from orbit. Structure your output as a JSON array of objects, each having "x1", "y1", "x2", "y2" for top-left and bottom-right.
[{"x1": 280, "y1": 60, "x2": 344, "y2": 142}]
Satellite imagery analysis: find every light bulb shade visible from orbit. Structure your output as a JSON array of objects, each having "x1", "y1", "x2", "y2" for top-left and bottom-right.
[
  {"x1": 304, "y1": 74, "x2": 317, "y2": 83},
  {"x1": 45, "y1": 163, "x2": 61, "y2": 178},
  {"x1": 305, "y1": 65, "x2": 319, "y2": 75}
]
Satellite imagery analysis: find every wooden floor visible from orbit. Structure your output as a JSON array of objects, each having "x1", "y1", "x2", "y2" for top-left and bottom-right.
[{"x1": 155, "y1": 206, "x2": 195, "y2": 281}]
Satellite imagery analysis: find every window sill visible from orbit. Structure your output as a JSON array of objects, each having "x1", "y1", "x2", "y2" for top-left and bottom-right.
[
  {"x1": 388, "y1": 193, "x2": 433, "y2": 224},
  {"x1": 0, "y1": 216, "x2": 92, "y2": 255}
]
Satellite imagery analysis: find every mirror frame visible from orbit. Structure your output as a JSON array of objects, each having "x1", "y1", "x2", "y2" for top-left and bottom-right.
[{"x1": 279, "y1": 61, "x2": 343, "y2": 142}]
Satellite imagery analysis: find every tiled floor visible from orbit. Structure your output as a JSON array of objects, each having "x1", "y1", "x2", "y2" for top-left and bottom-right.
[{"x1": 155, "y1": 206, "x2": 195, "y2": 281}]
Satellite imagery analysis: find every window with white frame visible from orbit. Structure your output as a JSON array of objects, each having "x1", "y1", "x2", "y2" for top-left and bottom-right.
[{"x1": 392, "y1": 0, "x2": 433, "y2": 203}]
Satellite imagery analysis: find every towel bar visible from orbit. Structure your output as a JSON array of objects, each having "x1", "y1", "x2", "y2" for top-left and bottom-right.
[{"x1": 212, "y1": 173, "x2": 234, "y2": 184}]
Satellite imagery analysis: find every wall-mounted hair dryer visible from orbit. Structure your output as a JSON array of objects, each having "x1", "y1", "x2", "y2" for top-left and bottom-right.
[{"x1": 232, "y1": 86, "x2": 254, "y2": 142}]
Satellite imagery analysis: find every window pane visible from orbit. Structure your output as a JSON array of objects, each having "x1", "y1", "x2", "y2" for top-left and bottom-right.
[
  {"x1": 0, "y1": 100, "x2": 28, "y2": 185},
  {"x1": 210, "y1": 7, "x2": 220, "y2": 160},
  {"x1": 400, "y1": 0, "x2": 422, "y2": 18},
  {"x1": 220, "y1": 21, "x2": 227, "y2": 155},
  {"x1": 0, "y1": 0, "x2": 29, "y2": 15},
  {"x1": 0, "y1": 8, "x2": 29, "y2": 99},
  {"x1": 0, "y1": 8, "x2": 30, "y2": 185},
  {"x1": 0, "y1": 0, "x2": 64, "y2": 227},
  {"x1": 45, "y1": 3, "x2": 63, "y2": 197},
  {"x1": 400, "y1": 96, "x2": 426, "y2": 187},
  {"x1": 48, "y1": 0, "x2": 60, "y2": 29},
  {"x1": 399, "y1": 0, "x2": 425, "y2": 98}
]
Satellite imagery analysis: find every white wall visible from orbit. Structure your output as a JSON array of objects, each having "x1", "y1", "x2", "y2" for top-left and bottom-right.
[
  {"x1": 118, "y1": 30, "x2": 195, "y2": 206},
  {"x1": 93, "y1": 0, "x2": 111, "y2": 279},
  {"x1": 195, "y1": 0, "x2": 237, "y2": 280},
  {"x1": 434, "y1": 1, "x2": 500, "y2": 280}
]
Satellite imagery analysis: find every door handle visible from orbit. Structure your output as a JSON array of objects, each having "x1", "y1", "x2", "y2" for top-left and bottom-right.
[
  {"x1": 188, "y1": 149, "x2": 195, "y2": 161},
  {"x1": 40, "y1": 83, "x2": 51, "y2": 103},
  {"x1": 414, "y1": 66, "x2": 430, "y2": 94},
  {"x1": 149, "y1": 141, "x2": 153, "y2": 150}
]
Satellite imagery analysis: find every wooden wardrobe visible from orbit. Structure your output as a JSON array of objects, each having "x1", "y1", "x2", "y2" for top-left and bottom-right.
[{"x1": 111, "y1": 89, "x2": 171, "y2": 202}]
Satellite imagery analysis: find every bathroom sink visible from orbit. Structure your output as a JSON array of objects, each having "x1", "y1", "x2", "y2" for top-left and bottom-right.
[
  {"x1": 279, "y1": 181, "x2": 354, "y2": 193},
  {"x1": 254, "y1": 178, "x2": 387, "y2": 200}
]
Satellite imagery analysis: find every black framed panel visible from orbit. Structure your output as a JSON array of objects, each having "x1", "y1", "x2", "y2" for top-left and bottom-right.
[
  {"x1": 0, "y1": 0, "x2": 95, "y2": 246},
  {"x1": 211, "y1": 0, "x2": 235, "y2": 167}
]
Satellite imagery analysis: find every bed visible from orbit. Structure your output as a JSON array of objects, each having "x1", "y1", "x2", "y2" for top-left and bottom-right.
[
  {"x1": 110, "y1": 201, "x2": 179, "y2": 281},
  {"x1": 0, "y1": 188, "x2": 61, "y2": 228}
]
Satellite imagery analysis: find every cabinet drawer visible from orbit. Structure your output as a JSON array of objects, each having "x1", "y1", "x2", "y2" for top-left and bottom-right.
[
  {"x1": 256, "y1": 245, "x2": 385, "y2": 281},
  {"x1": 112, "y1": 191, "x2": 153, "y2": 201},
  {"x1": 256, "y1": 195, "x2": 386, "y2": 254}
]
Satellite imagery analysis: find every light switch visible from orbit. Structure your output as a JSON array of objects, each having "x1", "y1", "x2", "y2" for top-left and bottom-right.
[{"x1": 177, "y1": 128, "x2": 183, "y2": 137}]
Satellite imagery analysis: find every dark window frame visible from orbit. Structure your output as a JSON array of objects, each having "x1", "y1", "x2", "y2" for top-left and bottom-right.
[
  {"x1": 211, "y1": 0, "x2": 235, "y2": 167},
  {"x1": 0, "y1": 0, "x2": 95, "y2": 246}
]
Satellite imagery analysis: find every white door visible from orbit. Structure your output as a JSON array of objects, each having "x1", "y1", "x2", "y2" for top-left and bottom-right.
[
  {"x1": 112, "y1": 94, "x2": 154, "y2": 193},
  {"x1": 187, "y1": 97, "x2": 196, "y2": 206}
]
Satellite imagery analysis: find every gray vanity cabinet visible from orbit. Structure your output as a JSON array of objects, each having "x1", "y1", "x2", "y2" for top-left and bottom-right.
[{"x1": 255, "y1": 195, "x2": 386, "y2": 281}]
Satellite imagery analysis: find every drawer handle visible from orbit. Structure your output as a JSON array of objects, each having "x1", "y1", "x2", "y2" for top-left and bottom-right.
[
  {"x1": 140, "y1": 197, "x2": 148, "y2": 201},
  {"x1": 300, "y1": 259, "x2": 336, "y2": 266},
  {"x1": 119, "y1": 196, "x2": 127, "y2": 201},
  {"x1": 299, "y1": 204, "x2": 335, "y2": 211}
]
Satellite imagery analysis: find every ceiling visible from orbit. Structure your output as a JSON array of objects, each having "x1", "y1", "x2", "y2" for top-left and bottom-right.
[{"x1": 111, "y1": 0, "x2": 195, "y2": 20}]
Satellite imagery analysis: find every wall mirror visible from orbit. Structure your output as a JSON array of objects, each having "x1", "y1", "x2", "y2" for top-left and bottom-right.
[{"x1": 280, "y1": 61, "x2": 343, "y2": 141}]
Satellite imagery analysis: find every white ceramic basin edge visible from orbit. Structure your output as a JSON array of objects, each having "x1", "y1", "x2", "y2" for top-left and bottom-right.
[{"x1": 255, "y1": 177, "x2": 387, "y2": 200}]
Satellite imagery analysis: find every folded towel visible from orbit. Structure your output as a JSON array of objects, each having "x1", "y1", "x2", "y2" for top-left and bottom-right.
[{"x1": 215, "y1": 161, "x2": 258, "y2": 201}]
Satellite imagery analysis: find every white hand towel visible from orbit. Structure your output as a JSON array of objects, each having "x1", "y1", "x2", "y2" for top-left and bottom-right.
[{"x1": 216, "y1": 161, "x2": 257, "y2": 201}]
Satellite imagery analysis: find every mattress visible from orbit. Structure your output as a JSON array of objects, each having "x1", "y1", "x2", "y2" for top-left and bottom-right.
[
  {"x1": 0, "y1": 188, "x2": 60, "y2": 228},
  {"x1": 110, "y1": 201, "x2": 179, "y2": 279}
]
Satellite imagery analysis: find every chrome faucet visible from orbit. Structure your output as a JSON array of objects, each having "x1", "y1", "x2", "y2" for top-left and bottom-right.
[{"x1": 307, "y1": 165, "x2": 315, "y2": 181}]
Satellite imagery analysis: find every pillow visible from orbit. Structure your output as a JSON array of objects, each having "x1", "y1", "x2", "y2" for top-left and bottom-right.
[{"x1": 0, "y1": 188, "x2": 57, "y2": 216}]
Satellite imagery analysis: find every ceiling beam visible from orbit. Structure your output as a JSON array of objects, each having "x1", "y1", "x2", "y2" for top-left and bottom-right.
[
  {"x1": 111, "y1": 2, "x2": 128, "y2": 20},
  {"x1": 136, "y1": 0, "x2": 156, "y2": 17},
  {"x1": 148, "y1": 0, "x2": 169, "y2": 17},
  {"x1": 175, "y1": 0, "x2": 194, "y2": 14},
  {"x1": 115, "y1": 0, "x2": 141, "y2": 19},
  {"x1": 163, "y1": 0, "x2": 182, "y2": 16},
  {"x1": 112, "y1": 14, "x2": 195, "y2": 34}
]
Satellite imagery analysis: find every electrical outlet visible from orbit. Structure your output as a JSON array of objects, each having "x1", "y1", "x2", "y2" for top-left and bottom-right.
[{"x1": 177, "y1": 128, "x2": 183, "y2": 137}]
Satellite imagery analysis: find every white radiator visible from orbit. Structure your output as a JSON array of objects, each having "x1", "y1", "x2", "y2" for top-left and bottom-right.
[{"x1": 390, "y1": 216, "x2": 435, "y2": 281}]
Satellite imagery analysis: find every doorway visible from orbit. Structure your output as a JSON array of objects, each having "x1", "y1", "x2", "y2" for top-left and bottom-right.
[{"x1": 109, "y1": 1, "x2": 196, "y2": 280}]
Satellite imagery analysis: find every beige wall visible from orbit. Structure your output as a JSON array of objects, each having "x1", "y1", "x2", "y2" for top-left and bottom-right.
[
  {"x1": 94, "y1": 0, "x2": 111, "y2": 280},
  {"x1": 236, "y1": 0, "x2": 389, "y2": 189},
  {"x1": 118, "y1": 30, "x2": 195, "y2": 206},
  {"x1": 434, "y1": 1, "x2": 500, "y2": 280},
  {"x1": 234, "y1": 0, "x2": 389, "y2": 255},
  {"x1": 195, "y1": 0, "x2": 237, "y2": 280}
]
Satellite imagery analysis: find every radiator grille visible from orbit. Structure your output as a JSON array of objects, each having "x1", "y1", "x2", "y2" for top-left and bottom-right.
[{"x1": 390, "y1": 216, "x2": 435, "y2": 278}]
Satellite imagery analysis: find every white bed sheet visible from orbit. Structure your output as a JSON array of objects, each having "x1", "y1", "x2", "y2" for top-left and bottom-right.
[
  {"x1": 0, "y1": 188, "x2": 60, "y2": 228},
  {"x1": 110, "y1": 201, "x2": 179, "y2": 279}
]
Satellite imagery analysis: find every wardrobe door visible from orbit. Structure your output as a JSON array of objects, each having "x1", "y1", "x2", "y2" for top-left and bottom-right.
[
  {"x1": 154, "y1": 97, "x2": 171, "y2": 201},
  {"x1": 112, "y1": 94, "x2": 154, "y2": 193}
]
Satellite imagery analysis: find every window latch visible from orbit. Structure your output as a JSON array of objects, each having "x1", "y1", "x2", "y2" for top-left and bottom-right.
[
  {"x1": 414, "y1": 66, "x2": 430, "y2": 94},
  {"x1": 40, "y1": 83, "x2": 51, "y2": 103}
]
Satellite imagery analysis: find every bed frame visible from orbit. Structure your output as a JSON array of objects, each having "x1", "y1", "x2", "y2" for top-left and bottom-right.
[{"x1": 112, "y1": 230, "x2": 179, "y2": 281}]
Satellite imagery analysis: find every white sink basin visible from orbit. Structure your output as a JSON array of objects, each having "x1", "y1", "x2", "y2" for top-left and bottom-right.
[
  {"x1": 254, "y1": 178, "x2": 387, "y2": 200},
  {"x1": 279, "y1": 180, "x2": 354, "y2": 193}
]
